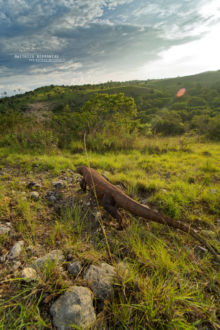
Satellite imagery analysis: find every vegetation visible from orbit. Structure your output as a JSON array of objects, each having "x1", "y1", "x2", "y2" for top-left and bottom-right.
[
  {"x1": 0, "y1": 70, "x2": 220, "y2": 153},
  {"x1": 0, "y1": 71, "x2": 220, "y2": 328}
]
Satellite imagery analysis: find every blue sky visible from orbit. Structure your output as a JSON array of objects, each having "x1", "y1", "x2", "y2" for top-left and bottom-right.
[{"x1": 0, "y1": 0, "x2": 220, "y2": 95}]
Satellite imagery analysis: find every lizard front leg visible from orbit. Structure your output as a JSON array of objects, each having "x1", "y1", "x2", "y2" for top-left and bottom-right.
[
  {"x1": 80, "y1": 178, "x2": 87, "y2": 192},
  {"x1": 102, "y1": 193, "x2": 124, "y2": 230}
]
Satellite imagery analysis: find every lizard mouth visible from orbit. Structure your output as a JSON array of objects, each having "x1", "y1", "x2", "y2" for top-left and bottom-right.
[
  {"x1": 75, "y1": 167, "x2": 82, "y2": 174},
  {"x1": 76, "y1": 166, "x2": 85, "y2": 175}
]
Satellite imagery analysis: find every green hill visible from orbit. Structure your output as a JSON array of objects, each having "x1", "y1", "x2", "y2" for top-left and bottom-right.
[{"x1": 0, "y1": 69, "x2": 220, "y2": 151}]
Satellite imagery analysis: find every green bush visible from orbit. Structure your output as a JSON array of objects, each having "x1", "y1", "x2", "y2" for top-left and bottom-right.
[
  {"x1": 152, "y1": 111, "x2": 185, "y2": 136},
  {"x1": 0, "y1": 127, "x2": 58, "y2": 152},
  {"x1": 206, "y1": 115, "x2": 220, "y2": 140}
]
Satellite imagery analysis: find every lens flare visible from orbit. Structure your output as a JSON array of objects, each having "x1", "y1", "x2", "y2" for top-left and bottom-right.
[{"x1": 176, "y1": 88, "x2": 186, "y2": 97}]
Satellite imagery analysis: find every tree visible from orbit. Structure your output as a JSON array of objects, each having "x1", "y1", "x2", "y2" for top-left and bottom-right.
[
  {"x1": 80, "y1": 93, "x2": 138, "y2": 135},
  {"x1": 191, "y1": 114, "x2": 210, "y2": 134},
  {"x1": 152, "y1": 110, "x2": 185, "y2": 136},
  {"x1": 207, "y1": 115, "x2": 220, "y2": 140}
]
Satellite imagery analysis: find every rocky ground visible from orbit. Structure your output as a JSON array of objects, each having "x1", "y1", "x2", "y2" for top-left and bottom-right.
[
  {"x1": 0, "y1": 165, "x2": 131, "y2": 329},
  {"x1": 0, "y1": 159, "x2": 219, "y2": 329}
]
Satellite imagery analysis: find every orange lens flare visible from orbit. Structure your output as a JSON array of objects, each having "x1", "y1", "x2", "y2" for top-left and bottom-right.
[{"x1": 176, "y1": 88, "x2": 186, "y2": 97}]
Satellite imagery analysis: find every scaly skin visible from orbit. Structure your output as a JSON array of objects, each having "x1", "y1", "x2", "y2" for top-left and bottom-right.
[{"x1": 76, "y1": 166, "x2": 220, "y2": 262}]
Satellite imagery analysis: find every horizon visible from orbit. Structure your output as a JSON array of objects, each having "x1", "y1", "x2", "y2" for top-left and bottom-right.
[
  {"x1": 1, "y1": 69, "x2": 220, "y2": 98},
  {"x1": 0, "y1": 0, "x2": 220, "y2": 96}
]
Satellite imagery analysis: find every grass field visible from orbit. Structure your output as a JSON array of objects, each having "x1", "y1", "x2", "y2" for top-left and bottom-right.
[{"x1": 0, "y1": 136, "x2": 219, "y2": 329}]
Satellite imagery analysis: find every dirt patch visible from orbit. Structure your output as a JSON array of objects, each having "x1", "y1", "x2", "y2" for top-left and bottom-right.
[{"x1": 24, "y1": 102, "x2": 52, "y2": 122}]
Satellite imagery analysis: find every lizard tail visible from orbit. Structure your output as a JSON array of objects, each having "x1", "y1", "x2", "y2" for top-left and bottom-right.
[{"x1": 122, "y1": 197, "x2": 220, "y2": 262}]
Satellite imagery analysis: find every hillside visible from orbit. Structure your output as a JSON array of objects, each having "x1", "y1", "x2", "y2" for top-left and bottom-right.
[{"x1": 1, "y1": 70, "x2": 220, "y2": 149}]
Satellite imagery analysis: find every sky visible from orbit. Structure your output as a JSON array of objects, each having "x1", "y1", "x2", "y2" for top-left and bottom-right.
[{"x1": 0, "y1": 0, "x2": 220, "y2": 95}]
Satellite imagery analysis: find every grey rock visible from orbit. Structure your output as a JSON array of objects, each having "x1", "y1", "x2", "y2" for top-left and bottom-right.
[
  {"x1": 67, "y1": 261, "x2": 82, "y2": 276},
  {"x1": 21, "y1": 267, "x2": 38, "y2": 282},
  {"x1": 53, "y1": 180, "x2": 66, "y2": 189},
  {"x1": 84, "y1": 263, "x2": 115, "y2": 300},
  {"x1": 45, "y1": 190, "x2": 59, "y2": 202},
  {"x1": 8, "y1": 241, "x2": 24, "y2": 259},
  {"x1": 48, "y1": 195, "x2": 57, "y2": 203},
  {"x1": 50, "y1": 286, "x2": 96, "y2": 329},
  {"x1": 0, "y1": 222, "x2": 11, "y2": 235},
  {"x1": 30, "y1": 191, "x2": 40, "y2": 201},
  {"x1": 32, "y1": 250, "x2": 65, "y2": 270}
]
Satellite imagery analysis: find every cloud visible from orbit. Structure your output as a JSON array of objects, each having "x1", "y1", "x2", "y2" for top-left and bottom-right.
[{"x1": 0, "y1": 0, "x2": 219, "y2": 95}]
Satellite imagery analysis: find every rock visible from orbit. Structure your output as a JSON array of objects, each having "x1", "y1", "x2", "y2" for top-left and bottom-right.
[
  {"x1": 32, "y1": 250, "x2": 65, "y2": 270},
  {"x1": 30, "y1": 191, "x2": 40, "y2": 201},
  {"x1": 83, "y1": 263, "x2": 115, "y2": 301},
  {"x1": 50, "y1": 286, "x2": 96, "y2": 329},
  {"x1": 45, "y1": 191, "x2": 59, "y2": 203},
  {"x1": 53, "y1": 181, "x2": 66, "y2": 189},
  {"x1": 21, "y1": 267, "x2": 38, "y2": 282},
  {"x1": 0, "y1": 222, "x2": 11, "y2": 235},
  {"x1": 67, "y1": 261, "x2": 82, "y2": 276},
  {"x1": 8, "y1": 241, "x2": 24, "y2": 259},
  {"x1": 27, "y1": 182, "x2": 41, "y2": 190}
]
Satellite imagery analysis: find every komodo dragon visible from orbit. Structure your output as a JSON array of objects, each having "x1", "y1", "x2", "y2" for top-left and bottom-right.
[{"x1": 76, "y1": 166, "x2": 220, "y2": 261}]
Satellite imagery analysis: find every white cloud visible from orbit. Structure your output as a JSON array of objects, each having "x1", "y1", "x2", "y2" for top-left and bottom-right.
[
  {"x1": 140, "y1": 21, "x2": 220, "y2": 79},
  {"x1": 199, "y1": 0, "x2": 220, "y2": 20},
  {"x1": 0, "y1": 34, "x2": 69, "y2": 53},
  {"x1": 0, "y1": 0, "x2": 124, "y2": 29},
  {"x1": 1, "y1": 0, "x2": 220, "y2": 96},
  {"x1": 107, "y1": 0, "x2": 133, "y2": 9}
]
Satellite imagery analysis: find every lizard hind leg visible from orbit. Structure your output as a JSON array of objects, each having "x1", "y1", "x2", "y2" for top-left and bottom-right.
[{"x1": 102, "y1": 193, "x2": 123, "y2": 229}]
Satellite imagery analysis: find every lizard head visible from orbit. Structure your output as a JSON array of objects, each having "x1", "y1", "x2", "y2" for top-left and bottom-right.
[{"x1": 75, "y1": 166, "x2": 86, "y2": 175}]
